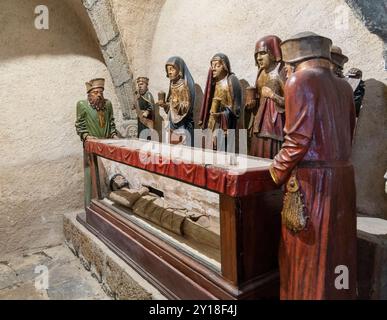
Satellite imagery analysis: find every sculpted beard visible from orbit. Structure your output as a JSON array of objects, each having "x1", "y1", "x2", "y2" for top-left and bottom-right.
[{"x1": 88, "y1": 93, "x2": 106, "y2": 111}]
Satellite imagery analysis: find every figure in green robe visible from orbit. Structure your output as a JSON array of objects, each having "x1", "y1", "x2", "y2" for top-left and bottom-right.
[{"x1": 75, "y1": 78, "x2": 118, "y2": 207}]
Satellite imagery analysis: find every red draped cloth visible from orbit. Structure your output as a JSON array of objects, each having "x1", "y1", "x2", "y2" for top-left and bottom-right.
[
  {"x1": 270, "y1": 59, "x2": 357, "y2": 300},
  {"x1": 250, "y1": 97, "x2": 284, "y2": 158}
]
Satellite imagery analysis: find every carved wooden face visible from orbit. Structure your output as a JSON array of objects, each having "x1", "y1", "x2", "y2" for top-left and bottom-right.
[
  {"x1": 111, "y1": 174, "x2": 129, "y2": 191},
  {"x1": 211, "y1": 60, "x2": 226, "y2": 80},
  {"x1": 137, "y1": 80, "x2": 148, "y2": 95},
  {"x1": 284, "y1": 63, "x2": 295, "y2": 78},
  {"x1": 166, "y1": 65, "x2": 180, "y2": 81},
  {"x1": 256, "y1": 51, "x2": 274, "y2": 70},
  {"x1": 88, "y1": 88, "x2": 104, "y2": 105},
  {"x1": 331, "y1": 63, "x2": 344, "y2": 78}
]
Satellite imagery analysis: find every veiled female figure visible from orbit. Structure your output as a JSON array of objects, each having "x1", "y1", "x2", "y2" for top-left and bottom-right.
[
  {"x1": 199, "y1": 53, "x2": 242, "y2": 151},
  {"x1": 159, "y1": 56, "x2": 195, "y2": 146}
]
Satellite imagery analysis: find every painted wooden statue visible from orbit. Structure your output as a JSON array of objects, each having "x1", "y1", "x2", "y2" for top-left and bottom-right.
[
  {"x1": 330, "y1": 45, "x2": 348, "y2": 78},
  {"x1": 345, "y1": 68, "x2": 365, "y2": 117},
  {"x1": 269, "y1": 32, "x2": 357, "y2": 300},
  {"x1": 133, "y1": 76, "x2": 155, "y2": 138},
  {"x1": 75, "y1": 78, "x2": 118, "y2": 206},
  {"x1": 198, "y1": 53, "x2": 242, "y2": 151},
  {"x1": 331, "y1": 46, "x2": 366, "y2": 117},
  {"x1": 246, "y1": 35, "x2": 286, "y2": 159},
  {"x1": 157, "y1": 56, "x2": 195, "y2": 146}
]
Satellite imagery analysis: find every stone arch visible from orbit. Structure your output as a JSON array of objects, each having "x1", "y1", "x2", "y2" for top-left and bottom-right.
[
  {"x1": 81, "y1": 0, "x2": 167, "y2": 128},
  {"x1": 345, "y1": 0, "x2": 386, "y2": 67}
]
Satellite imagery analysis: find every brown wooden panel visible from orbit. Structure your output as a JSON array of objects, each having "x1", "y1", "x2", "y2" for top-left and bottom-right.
[
  {"x1": 219, "y1": 194, "x2": 239, "y2": 285},
  {"x1": 239, "y1": 190, "x2": 282, "y2": 283},
  {"x1": 220, "y1": 191, "x2": 282, "y2": 288},
  {"x1": 89, "y1": 153, "x2": 101, "y2": 200}
]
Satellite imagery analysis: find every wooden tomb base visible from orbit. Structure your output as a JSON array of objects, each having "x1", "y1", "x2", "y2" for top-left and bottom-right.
[{"x1": 81, "y1": 139, "x2": 282, "y2": 299}]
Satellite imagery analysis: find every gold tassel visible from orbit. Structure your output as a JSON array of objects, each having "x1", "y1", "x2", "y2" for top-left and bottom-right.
[
  {"x1": 98, "y1": 111, "x2": 106, "y2": 128},
  {"x1": 281, "y1": 170, "x2": 308, "y2": 232}
]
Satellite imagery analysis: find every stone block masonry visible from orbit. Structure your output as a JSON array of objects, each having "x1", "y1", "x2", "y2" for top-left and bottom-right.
[{"x1": 63, "y1": 211, "x2": 165, "y2": 300}]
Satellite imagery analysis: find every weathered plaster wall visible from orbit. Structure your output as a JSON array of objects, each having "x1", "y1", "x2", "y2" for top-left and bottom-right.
[
  {"x1": 0, "y1": 0, "x2": 122, "y2": 258},
  {"x1": 144, "y1": 0, "x2": 385, "y2": 92},
  {"x1": 109, "y1": 0, "x2": 167, "y2": 78}
]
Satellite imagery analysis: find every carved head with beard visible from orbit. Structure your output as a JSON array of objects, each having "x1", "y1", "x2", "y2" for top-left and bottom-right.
[
  {"x1": 85, "y1": 78, "x2": 107, "y2": 128},
  {"x1": 86, "y1": 78, "x2": 106, "y2": 111},
  {"x1": 88, "y1": 88, "x2": 106, "y2": 111}
]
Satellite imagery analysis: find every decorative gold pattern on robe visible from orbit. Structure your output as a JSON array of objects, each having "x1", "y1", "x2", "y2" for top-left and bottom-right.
[
  {"x1": 214, "y1": 78, "x2": 233, "y2": 112},
  {"x1": 169, "y1": 79, "x2": 191, "y2": 124},
  {"x1": 97, "y1": 110, "x2": 106, "y2": 128},
  {"x1": 207, "y1": 78, "x2": 233, "y2": 131}
]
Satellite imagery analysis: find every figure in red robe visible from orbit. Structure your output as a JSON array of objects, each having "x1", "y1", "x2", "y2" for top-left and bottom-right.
[
  {"x1": 247, "y1": 35, "x2": 286, "y2": 159},
  {"x1": 269, "y1": 32, "x2": 357, "y2": 300}
]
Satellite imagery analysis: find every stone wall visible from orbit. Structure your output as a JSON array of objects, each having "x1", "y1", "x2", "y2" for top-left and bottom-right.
[
  {"x1": 0, "y1": 0, "x2": 123, "y2": 258},
  {"x1": 136, "y1": 0, "x2": 385, "y2": 91},
  {"x1": 64, "y1": 212, "x2": 164, "y2": 299}
]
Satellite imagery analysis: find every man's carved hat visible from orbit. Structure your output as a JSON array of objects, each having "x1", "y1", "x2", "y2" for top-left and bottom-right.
[
  {"x1": 281, "y1": 32, "x2": 332, "y2": 64},
  {"x1": 136, "y1": 77, "x2": 149, "y2": 84},
  {"x1": 86, "y1": 78, "x2": 105, "y2": 93},
  {"x1": 331, "y1": 45, "x2": 349, "y2": 68}
]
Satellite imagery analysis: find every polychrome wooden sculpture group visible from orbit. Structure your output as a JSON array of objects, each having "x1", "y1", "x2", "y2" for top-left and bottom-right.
[{"x1": 75, "y1": 32, "x2": 358, "y2": 300}]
